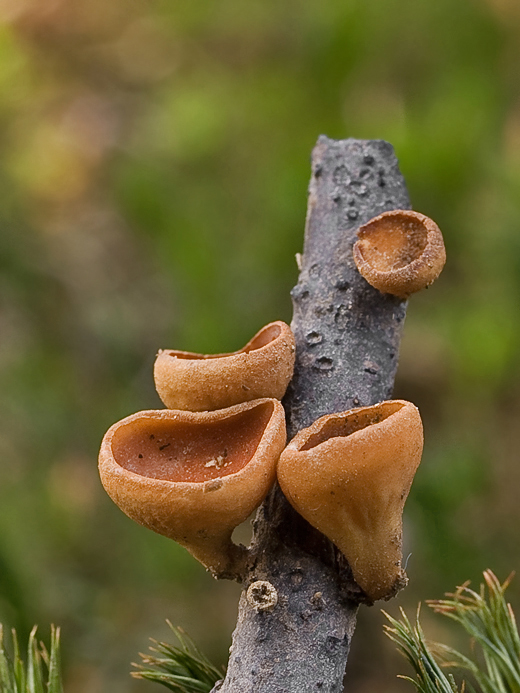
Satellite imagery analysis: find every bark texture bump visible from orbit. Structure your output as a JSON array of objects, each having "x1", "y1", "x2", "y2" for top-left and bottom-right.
[{"x1": 215, "y1": 136, "x2": 411, "y2": 693}]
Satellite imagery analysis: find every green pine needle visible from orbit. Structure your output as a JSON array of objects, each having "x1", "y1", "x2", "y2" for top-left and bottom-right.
[
  {"x1": 427, "y1": 570, "x2": 520, "y2": 693},
  {"x1": 132, "y1": 621, "x2": 225, "y2": 693},
  {"x1": 384, "y1": 570, "x2": 520, "y2": 693},
  {"x1": 383, "y1": 606, "x2": 463, "y2": 693},
  {"x1": 0, "y1": 624, "x2": 63, "y2": 693}
]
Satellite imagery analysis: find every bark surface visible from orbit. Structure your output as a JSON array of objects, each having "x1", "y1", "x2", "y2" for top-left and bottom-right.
[{"x1": 214, "y1": 136, "x2": 411, "y2": 693}]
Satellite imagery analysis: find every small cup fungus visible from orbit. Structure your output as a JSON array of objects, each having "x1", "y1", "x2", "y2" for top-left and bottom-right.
[
  {"x1": 99, "y1": 398, "x2": 286, "y2": 579},
  {"x1": 353, "y1": 210, "x2": 446, "y2": 299},
  {"x1": 277, "y1": 400, "x2": 423, "y2": 601},
  {"x1": 154, "y1": 321, "x2": 296, "y2": 412}
]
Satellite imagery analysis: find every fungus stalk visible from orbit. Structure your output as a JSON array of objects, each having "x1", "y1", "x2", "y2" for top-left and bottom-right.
[{"x1": 214, "y1": 137, "x2": 413, "y2": 693}]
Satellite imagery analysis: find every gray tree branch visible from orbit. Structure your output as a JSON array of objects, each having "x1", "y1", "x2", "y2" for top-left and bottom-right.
[{"x1": 214, "y1": 136, "x2": 411, "y2": 693}]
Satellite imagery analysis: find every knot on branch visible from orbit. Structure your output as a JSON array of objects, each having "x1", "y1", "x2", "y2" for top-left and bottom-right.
[{"x1": 246, "y1": 580, "x2": 278, "y2": 612}]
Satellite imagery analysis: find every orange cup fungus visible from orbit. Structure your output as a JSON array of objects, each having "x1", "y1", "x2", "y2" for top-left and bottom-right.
[
  {"x1": 99, "y1": 399, "x2": 286, "y2": 579},
  {"x1": 277, "y1": 400, "x2": 423, "y2": 601},
  {"x1": 154, "y1": 321, "x2": 296, "y2": 412},
  {"x1": 353, "y1": 210, "x2": 446, "y2": 299}
]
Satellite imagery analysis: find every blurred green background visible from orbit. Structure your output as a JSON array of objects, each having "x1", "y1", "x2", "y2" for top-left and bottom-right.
[{"x1": 0, "y1": 0, "x2": 519, "y2": 690}]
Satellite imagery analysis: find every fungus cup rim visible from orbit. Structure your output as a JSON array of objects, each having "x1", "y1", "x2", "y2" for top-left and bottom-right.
[
  {"x1": 286, "y1": 400, "x2": 415, "y2": 453},
  {"x1": 157, "y1": 320, "x2": 290, "y2": 362},
  {"x1": 99, "y1": 398, "x2": 285, "y2": 490}
]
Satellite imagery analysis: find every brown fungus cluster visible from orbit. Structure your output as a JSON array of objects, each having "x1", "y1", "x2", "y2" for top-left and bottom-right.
[
  {"x1": 100, "y1": 213, "x2": 443, "y2": 599},
  {"x1": 99, "y1": 321, "x2": 294, "y2": 579}
]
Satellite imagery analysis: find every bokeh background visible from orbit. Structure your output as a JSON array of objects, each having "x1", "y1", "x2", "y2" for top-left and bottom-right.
[{"x1": 0, "y1": 0, "x2": 519, "y2": 690}]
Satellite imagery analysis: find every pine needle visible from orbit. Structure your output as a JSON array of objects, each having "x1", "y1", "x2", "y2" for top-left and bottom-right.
[
  {"x1": 427, "y1": 570, "x2": 520, "y2": 693},
  {"x1": 384, "y1": 570, "x2": 520, "y2": 693},
  {"x1": 0, "y1": 624, "x2": 64, "y2": 693},
  {"x1": 383, "y1": 606, "x2": 463, "y2": 692},
  {"x1": 132, "y1": 621, "x2": 225, "y2": 693}
]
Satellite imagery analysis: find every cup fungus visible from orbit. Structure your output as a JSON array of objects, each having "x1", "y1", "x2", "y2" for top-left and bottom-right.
[
  {"x1": 277, "y1": 400, "x2": 423, "y2": 601},
  {"x1": 99, "y1": 398, "x2": 286, "y2": 579},
  {"x1": 352, "y1": 210, "x2": 446, "y2": 299},
  {"x1": 154, "y1": 321, "x2": 296, "y2": 412}
]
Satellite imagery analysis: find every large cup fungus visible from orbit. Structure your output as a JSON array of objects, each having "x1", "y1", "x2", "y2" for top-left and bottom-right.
[
  {"x1": 154, "y1": 321, "x2": 296, "y2": 412},
  {"x1": 99, "y1": 398, "x2": 286, "y2": 580},
  {"x1": 353, "y1": 210, "x2": 446, "y2": 299},
  {"x1": 277, "y1": 400, "x2": 423, "y2": 602}
]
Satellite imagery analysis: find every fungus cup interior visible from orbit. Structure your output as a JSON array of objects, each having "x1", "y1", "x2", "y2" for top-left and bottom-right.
[
  {"x1": 300, "y1": 402, "x2": 404, "y2": 451},
  {"x1": 163, "y1": 323, "x2": 282, "y2": 360},
  {"x1": 111, "y1": 402, "x2": 274, "y2": 483},
  {"x1": 358, "y1": 213, "x2": 428, "y2": 271},
  {"x1": 245, "y1": 323, "x2": 282, "y2": 351}
]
